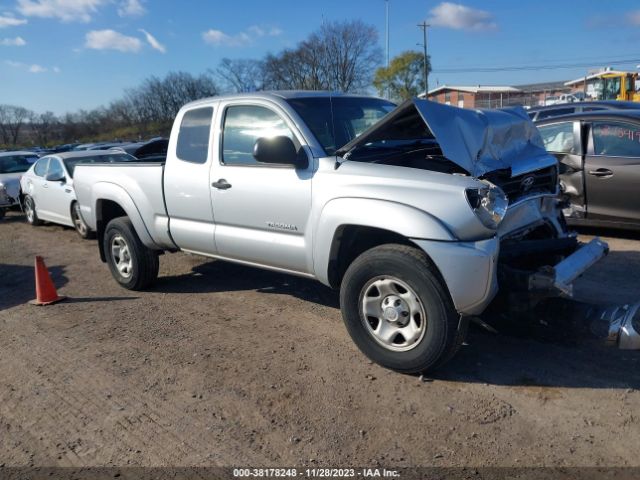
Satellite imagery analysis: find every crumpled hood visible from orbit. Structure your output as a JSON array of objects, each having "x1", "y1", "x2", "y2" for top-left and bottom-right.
[{"x1": 338, "y1": 98, "x2": 557, "y2": 178}]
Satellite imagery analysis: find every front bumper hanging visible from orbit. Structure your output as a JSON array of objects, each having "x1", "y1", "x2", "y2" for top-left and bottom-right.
[{"x1": 528, "y1": 237, "x2": 609, "y2": 297}]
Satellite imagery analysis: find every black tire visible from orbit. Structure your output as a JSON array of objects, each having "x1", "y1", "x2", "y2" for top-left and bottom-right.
[
  {"x1": 339, "y1": 244, "x2": 462, "y2": 374},
  {"x1": 0, "y1": 208, "x2": 5, "y2": 220},
  {"x1": 70, "y1": 201, "x2": 95, "y2": 239},
  {"x1": 103, "y1": 216, "x2": 159, "y2": 290},
  {"x1": 23, "y1": 195, "x2": 42, "y2": 226}
]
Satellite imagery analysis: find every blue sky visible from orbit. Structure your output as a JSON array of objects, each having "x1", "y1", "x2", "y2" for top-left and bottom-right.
[{"x1": 1, "y1": 0, "x2": 640, "y2": 114}]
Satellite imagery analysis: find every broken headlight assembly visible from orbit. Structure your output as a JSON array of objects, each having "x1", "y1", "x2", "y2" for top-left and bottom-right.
[{"x1": 466, "y1": 181, "x2": 508, "y2": 229}]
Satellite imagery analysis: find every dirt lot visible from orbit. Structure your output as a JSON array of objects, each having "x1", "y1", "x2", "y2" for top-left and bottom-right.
[{"x1": 1, "y1": 211, "x2": 639, "y2": 469}]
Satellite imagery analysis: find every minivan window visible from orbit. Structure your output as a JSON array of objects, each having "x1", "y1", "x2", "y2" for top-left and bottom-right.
[
  {"x1": 222, "y1": 105, "x2": 295, "y2": 166},
  {"x1": 538, "y1": 122, "x2": 575, "y2": 153},
  {"x1": 34, "y1": 158, "x2": 49, "y2": 177},
  {"x1": 592, "y1": 121, "x2": 640, "y2": 157},
  {"x1": 176, "y1": 107, "x2": 213, "y2": 164}
]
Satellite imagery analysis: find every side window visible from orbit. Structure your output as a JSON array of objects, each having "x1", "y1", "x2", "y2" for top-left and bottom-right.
[
  {"x1": 47, "y1": 159, "x2": 64, "y2": 178},
  {"x1": 538, "y1": 122, "x2": 575, "y2": 153},
  {"x1": 592, "y1": 121, "x2": 640, "y2": 157},
  {"x1": 33, "y1": 158, "x2": 49, "y2": 177},
  {"x1": 222, "y1": 105, "x2": 295, "y2": 166},
  {"x1": 176, "y1": 107, "x2": 213, "y2": 164}
]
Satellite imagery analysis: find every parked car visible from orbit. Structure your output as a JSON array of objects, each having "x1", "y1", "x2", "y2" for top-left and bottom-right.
[
  {"x1": 20, "y1": 150, "x2": 137, "y2": 238},
  {"x1": 114, "y1": 138, "x2": 169, "y2": 162},
  {"x1": 0, "y1": 151, "x2": 39, "y2": 219},
  {"x1": 74, "y1": 92, "x2": 608, "y2": 373},
  {"x1": 536, "y1": 110, "x2": 640, "y2": 230},
  {"x1": 528, "y1": 100, "x2": 640, "y2": 121}
]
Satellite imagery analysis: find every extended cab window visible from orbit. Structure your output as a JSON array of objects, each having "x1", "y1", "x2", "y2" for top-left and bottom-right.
[
  {"x1": 176, "y1": 107, "x2": 213, "y2": 164},
  {"x1": 538, "y1": 122, "x2": 575, "y2": 153},
  {"x1": 222, "y1": 105, "x2": 294, "y2": 165},
  {"x1": 34, "y1": 158, "x2": 49, "y2": 177}
]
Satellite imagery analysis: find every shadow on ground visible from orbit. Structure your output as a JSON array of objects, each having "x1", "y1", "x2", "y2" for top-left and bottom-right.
[
  {"x1": 0, "y1": 263, "x2": 68, "y2": 310},
  {"x1": 158, "y1": 257, "x2": 640, "y2": 389},
  {"x1": 156, "y1": 260, "x2": 339, "y2": 309}
]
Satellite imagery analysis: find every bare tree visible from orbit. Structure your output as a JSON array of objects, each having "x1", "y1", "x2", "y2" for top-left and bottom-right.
[
  {"x1": 29, "y1": 111, "x2": 59, "y2": 145},
  {"x1": 0, "y1": 105, "x2": 30, "y2": 145},
  {"x1": 319, "y1": 20, "x2": 381, "y2": 92},
  {"x1": 216, "y1": 58, "x2": 265, "y2": 93}
]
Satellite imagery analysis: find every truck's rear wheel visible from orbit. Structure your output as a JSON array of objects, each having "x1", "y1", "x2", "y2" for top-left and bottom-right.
[
  {"x1": 104, "y1": 217, "x2": 159, "y2": 290},
  {"x1": 340, "y1": 244, "x2": 462, "y2": 374}
]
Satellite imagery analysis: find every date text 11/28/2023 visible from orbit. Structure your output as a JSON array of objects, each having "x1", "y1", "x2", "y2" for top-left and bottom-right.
[{"x1": 232, "y1": 468, "x2": 401, "y2": 478}]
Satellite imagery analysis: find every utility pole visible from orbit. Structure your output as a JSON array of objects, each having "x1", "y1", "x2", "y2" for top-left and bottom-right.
[
  {"x1": 417, "y1": 22, "x2": 430, "y2": 98},
  {"x1": 385, "y1": 0, "x2": 390, "y2": 68}
]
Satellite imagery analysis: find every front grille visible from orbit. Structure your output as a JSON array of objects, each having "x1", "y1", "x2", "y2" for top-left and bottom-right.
[{"x1": 483, "y1": 165, "x2": 558, "y2": 204}]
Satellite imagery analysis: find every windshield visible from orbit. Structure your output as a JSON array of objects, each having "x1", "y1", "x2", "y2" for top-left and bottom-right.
[
  {"x1": 286, "y1": 96, "x2": 396, "y2": 155},
  {"x1": 0, "y1": 155, "x2": 38, "y2": 174},
  {"x1": 64, "y1": 153, "x2": 137, "y2": 177}
]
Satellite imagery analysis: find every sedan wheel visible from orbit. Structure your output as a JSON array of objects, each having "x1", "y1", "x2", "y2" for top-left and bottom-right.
[
  {"x1": 23, "y1": 195, "x2": 41, "y2": 226},
  {"x1": 71, "y1": 202, "x2": 94, "y2": 239}
]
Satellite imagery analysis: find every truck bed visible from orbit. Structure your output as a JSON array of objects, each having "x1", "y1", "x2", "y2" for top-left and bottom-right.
[{"x1": 73, "y1": 162, "x2": 175, "y2": 250}]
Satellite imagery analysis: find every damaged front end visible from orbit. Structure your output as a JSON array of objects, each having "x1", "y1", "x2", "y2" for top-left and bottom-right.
[{"x1": 338, "y1": 98, "x2": 634, "y2": 348}]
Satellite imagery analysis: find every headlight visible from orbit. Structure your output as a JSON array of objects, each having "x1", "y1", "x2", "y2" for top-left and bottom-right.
[{"x1": 465, "y1": 181, "x2": 508, "y2": 229}]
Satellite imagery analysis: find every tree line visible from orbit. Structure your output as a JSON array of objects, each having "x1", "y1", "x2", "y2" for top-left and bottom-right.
[{"x1": 1, "y1": 19, "x2": 430, "y2": 148}]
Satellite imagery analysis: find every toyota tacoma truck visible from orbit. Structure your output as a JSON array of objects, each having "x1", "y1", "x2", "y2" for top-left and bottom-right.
[{"x1": 73, "y1": 91, "x2": 608, "y2": 373}]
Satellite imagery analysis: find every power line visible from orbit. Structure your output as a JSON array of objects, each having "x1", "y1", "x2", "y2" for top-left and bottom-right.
[{"x1": 432, "y1": 58, "x2": 640, "y2": 74}]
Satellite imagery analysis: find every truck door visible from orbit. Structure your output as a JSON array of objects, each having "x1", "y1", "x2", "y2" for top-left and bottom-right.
[
  {"x1": 537, "y1": 120, "x2": 586, "y2": 218},
  {"x1": 210, "y1": 101, "x2": 313, "y2": 274},
  {"x1": 163, "y1": 105, "x2": 218, "y2": 255},
  {"x1": 584, "y1": 120, "x2": 640, "y2": 224}
]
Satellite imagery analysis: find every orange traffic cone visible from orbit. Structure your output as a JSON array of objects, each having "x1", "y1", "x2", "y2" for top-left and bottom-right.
[{"x1": 30, "y1": 256, "x2": 66, "y2": 306}]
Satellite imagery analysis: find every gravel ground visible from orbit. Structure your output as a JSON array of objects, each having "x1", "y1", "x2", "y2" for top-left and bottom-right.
[{"x1": 0, "y1": 211, "x2": 639, "y2": 468}]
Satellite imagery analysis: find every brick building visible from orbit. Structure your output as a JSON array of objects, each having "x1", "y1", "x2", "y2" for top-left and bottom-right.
[{"x1": 425, "y1": 85, "x2": 521, "y2": 108}]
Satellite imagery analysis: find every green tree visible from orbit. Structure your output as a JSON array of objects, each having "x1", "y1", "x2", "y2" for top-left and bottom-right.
[{"x1": 373, "y1": 50, "x2": 430, "y2": 101}]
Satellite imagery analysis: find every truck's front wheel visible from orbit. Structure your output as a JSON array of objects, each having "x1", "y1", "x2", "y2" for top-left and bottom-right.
[
  {"x1": 104, "y1": 217, "x2": 159, "y2": 290},
  {"x1": 340, "y1": 244, "x2": 462, "y2": 374}
]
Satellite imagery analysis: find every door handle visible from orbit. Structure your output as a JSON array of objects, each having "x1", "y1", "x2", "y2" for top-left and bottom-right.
[
  {"x1": 588, "y1": 168, "x2": 613, "y2": 178},
  {"x1": 211, "y1": 179, "x2": 232, "y2": 190}
]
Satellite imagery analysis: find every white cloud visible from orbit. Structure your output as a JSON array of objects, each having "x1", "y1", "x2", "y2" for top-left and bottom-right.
[
  {"x1": 629, "y1": 11, "x2": 640, "y2": 25},
  {"x1": 5, "y1": 60, "x2": 49, "y2": 73},
  {"x1": 139, "y1": 28, "x2": 165, "y2": 53},
  {"x1": 52, "y1": 66, "x2": 60, "y2": 73},
  {"x1": 427, "y1": 2, "x2": 497, "y2": 31},
  {"x1": 0, "y1": 36, "x2": 26, "y2": 46},
  {"x1": 16, "y1": 0, "x2": 107, "y2": 22},
  {"x1": 0, "y1": 14, "x2": 27, "y2": 27},
  {"x1": 202, "y1": 25, "x2": 282, "y2": 47},
  {"x1": 85, "y1": 29, "x2": 142, "y2": 52},
  {"x1": 118, "y1": 0, "x2": 145, "y2": 17},
  {"x1": 202, "y1": 29, "x2": 250, "y2": 47}
]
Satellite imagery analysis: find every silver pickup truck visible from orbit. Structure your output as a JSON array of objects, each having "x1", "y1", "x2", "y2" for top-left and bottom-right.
[{"x1": 74, "y1": 91, "x2": 608, "y2": 373}]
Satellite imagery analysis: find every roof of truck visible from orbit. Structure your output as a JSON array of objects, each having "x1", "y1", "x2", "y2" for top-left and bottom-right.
[{"x1": 182, "y1": 90, "x2": 384, "y2": 109}]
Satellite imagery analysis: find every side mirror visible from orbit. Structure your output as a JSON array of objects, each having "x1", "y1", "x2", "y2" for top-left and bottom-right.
[
  {"x1": 45, "y1": 172, "x2": 65, "y2": 182},
  {"x1": 253, "y1": 136, "x2": 308, "y2": 169}
]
